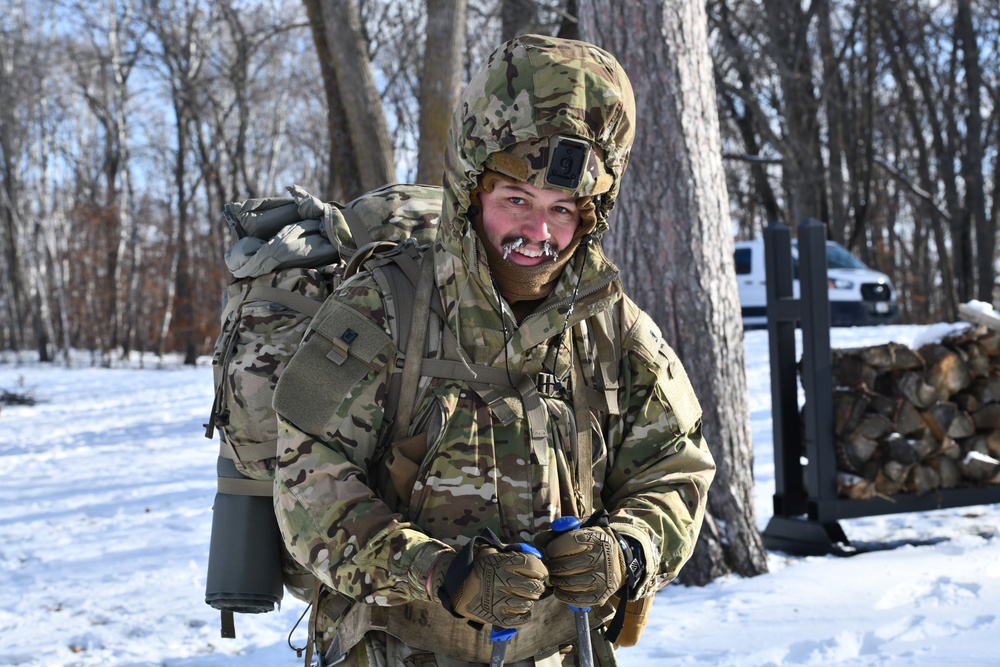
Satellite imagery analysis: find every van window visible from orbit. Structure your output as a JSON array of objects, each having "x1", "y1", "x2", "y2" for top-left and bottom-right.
[
  {"x1": 791, "y1": 241, "x2": 866, "y2": 271},
  {"x1": 826, "y1": 243, "x2": 867, "y2": 270},
  {"x1": 734, "y1": 248, "x2": 752, "y2": 275}
]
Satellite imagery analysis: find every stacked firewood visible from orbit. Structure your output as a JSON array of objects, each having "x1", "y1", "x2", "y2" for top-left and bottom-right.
[{"x1": 830, "y1": 309, "x2": 1000, "y2": 500}]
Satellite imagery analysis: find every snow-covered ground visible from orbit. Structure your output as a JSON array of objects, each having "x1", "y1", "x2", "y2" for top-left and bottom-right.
[{"x1": 1, "y1": 324, "x2": 998, "y2": 666}]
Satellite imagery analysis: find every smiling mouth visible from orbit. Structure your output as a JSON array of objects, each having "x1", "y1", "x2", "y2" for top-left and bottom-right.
[{"x1": 502, "y1": 238, "x2": 558, "y2": 261}]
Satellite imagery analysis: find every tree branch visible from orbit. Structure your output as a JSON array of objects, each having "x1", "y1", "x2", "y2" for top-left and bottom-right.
[
  {"x1": 722, "y1": 152, "x2": 783, "y2": 164},
  {"x1": 872, "y1": 157, "x2": 952, "y2": 223}
]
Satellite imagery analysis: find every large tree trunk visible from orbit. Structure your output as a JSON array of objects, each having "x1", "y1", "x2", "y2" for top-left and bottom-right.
[
  {"x1": 302, "y1": 0, "x2": 356, "y2": 200},
  {"x1": 580, "y1": 0, "x2": 768, "y2": 583},
  {"x1": 306, "y1": 0, "x2": 394, "y2": 198},
  {"x1": 416, "y1": 0, "x2": 466, "y2": 185}
]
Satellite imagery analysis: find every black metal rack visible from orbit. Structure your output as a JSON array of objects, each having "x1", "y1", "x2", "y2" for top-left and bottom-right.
[{"x1": 759, "y1": 220, "x2": 1000, "y2": 555}]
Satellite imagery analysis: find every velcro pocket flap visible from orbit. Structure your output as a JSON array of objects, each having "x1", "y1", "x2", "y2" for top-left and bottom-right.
[
  {"x1": 628, "y1": 316, "x2": 702, "y2": 435},
  {"x1": 312, "y1": 301, "x2": 392, "y2": 367},
  {"x1": 661, "y1": 355, "x2": 702, "y2": 434},
  {"x1": 273, "y1": 300, "x2": 392, "y2": 438}
]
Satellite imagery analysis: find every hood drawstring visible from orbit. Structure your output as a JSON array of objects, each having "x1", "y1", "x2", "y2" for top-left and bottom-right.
[
  {"x1": 472, "y1": 204, "x2": 518, "y2": 390},
  {"x1": 542, "y1": 234, "x2": 594, "y2": 399}
]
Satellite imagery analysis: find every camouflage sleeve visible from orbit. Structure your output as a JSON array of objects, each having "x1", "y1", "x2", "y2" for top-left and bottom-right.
[
  {"x1": 601, "y1": 307, "x2": 716, "y2": 596},
  {"x1": 272, "y1": 278, "x2": 453, "y2": 607}
]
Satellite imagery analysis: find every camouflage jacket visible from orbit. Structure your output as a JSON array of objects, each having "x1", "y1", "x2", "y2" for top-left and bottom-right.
[{"x1": 272, "y1": 35, "x2": 715, "y2": 615}]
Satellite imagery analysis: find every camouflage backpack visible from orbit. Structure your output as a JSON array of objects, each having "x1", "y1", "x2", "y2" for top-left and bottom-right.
[{"x1": 203, "y1": 183, "x2": 442, "y2": 638}]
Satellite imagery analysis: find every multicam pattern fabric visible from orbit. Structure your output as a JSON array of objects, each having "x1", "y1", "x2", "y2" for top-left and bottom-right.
[
  {"x1": 326, "y1": 183, "x2": 441, "y2": 251},
  {"x1": 211, "y1": 184, "x2": 443, "y2": 482},
  {"x1": 272, "y1": 34, "x2": 716, "y2": 662},
  {"x1": 213, "y1": 264, "x2": 340, "y2": 481}
]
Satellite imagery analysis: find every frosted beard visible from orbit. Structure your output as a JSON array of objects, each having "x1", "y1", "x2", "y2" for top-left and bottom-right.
[
  {"x1": 474, "y1": 216, "x2": 578, "y2": 304},
  {"x1": 501, "y1": 238, "x2": 559, "y2": 262}
]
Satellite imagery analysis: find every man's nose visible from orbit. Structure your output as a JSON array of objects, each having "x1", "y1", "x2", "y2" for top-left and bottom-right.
[{"x1": 520, "y1": 211, "x2": 550, "y2": 241}]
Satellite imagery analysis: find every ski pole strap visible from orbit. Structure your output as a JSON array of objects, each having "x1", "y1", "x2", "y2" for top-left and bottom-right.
[
  {"x1": 437, "y1": 528, "x2": 501, "y2": 628},
  {"x1": 605, "y1": 529, "x2": 644, "y2": 643}
]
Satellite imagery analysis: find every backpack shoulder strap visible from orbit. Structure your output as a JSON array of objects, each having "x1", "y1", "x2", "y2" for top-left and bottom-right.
[
  {"x1": 569, "y1": 298, "x2": 626, "y2": 515},
  {"x1": 571, "y1": 348, "x2": 594, "y2": 516},
  {"x1": 391, "y1": 250, "x2": 437, "y2": 441},
  {"x1": 356, "y1": 243, "x2": 443, "y2": 473},
  {"x1": 589, "y1": 302, "x2": 623, "y2": 415}
]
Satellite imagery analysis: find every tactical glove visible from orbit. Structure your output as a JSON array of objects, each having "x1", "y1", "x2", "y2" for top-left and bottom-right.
[
  {"x1": 435, "y1": 530, "x2": 549, "y2": 628},
  {"x1": 543, "y1": 524, "x2": 626, "y2": 607}
]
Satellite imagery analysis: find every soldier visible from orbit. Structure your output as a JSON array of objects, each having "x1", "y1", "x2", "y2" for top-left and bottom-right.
[{"x1": 272, "y1": 34, "x2": 716, "y2": 666}]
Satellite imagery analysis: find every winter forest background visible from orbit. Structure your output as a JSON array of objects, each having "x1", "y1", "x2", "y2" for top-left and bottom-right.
[{"x1": 1, "y1": 0, "x2": 997, "y2": 366}]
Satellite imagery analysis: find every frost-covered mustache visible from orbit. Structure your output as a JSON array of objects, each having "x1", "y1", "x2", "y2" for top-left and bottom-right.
[{"x1": 501, "y1": 238, "x2": 558, "y2": 261}]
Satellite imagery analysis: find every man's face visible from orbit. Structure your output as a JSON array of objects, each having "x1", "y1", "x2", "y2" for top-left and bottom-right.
[{"x1": 479, "y1": 181, "x2": 580, "y2": 266}]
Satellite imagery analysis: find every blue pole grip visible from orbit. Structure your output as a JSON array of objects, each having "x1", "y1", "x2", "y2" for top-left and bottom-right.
[
  {"x1": 551, "y1": 516, "x2": 581, "y2": 533},
  {"x1": 490, "y1": 627, "x2": 517, "y2": 642},
  {"x1": 514, "y1": 542, "x2": 543, "y2": 559}
]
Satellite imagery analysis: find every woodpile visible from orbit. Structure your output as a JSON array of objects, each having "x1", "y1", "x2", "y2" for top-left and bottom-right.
[{"x1": 830, "y1": 311, "x2": 1000, "y2": 500}]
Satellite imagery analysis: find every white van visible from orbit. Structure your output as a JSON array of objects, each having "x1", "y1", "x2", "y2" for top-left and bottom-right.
[{"x1": 734, "y1": 239, "x2": 899, "y2": 328}]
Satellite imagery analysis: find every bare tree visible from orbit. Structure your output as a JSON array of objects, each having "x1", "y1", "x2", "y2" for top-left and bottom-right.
[
  {"x1": 709, "y1": 0, "x2": 782, "y2": 237},
  {"x1": 580, "y1": 0, "x2": 767, "y2": 583},
  {"x1": 877, "y1": 4, "x2": 958, "y2": 322},
  {"x1": 416, "y1": 0, "x2": 466, "y2": 185},
  {"x1": 303, "y1": 0, "x2": 358, "y2": 199},
  {"x1": 0, "y1": 2, "x2": 31, "y2": 353},
  {"x1": 763, "y1": 0, "x2": 828, "y2": 227},
  {"x1": 956, "y1": 0, "x2": 993, "y2": 305},
  {"x1": 143, "y1": 0, "x2": 208, "y2": 365},
  {"x1": 68, "y1": 0, "x2": 144, "y2": 359},
  {"x1": 27, "y1": 71, "x2": 65, "y2": 363},
  {"x1": 815, "y1": 0, "x2": 849, "y2": 243},
  {"x1": 303, "y1": 0, "x2": 394, "y2": 199},
  {"x1": 107, "y1": 3, "x2": 142, "y2": 358},
  {"x1": 191, "y1": 0, "x2": 311, "y2": 307},
  {"x1": 0, "y1": 0, "x2": 321, "y2": 360}
]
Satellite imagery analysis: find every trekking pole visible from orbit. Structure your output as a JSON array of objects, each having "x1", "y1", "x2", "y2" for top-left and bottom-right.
[
  {"x1": 551, "y1": 516, "x2": 595, "y2": 667},
  {"x1": 489, "y1": 542, "x2": 543, "y2": 667}
]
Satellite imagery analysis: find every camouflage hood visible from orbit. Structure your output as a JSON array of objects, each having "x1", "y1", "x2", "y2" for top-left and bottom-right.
[
  {"x1": 441, "y1": 34, "x2": 635, "y2": 242},
  {"x1": 433, "y1": 35, "x2": 636, "y2": 356}
]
